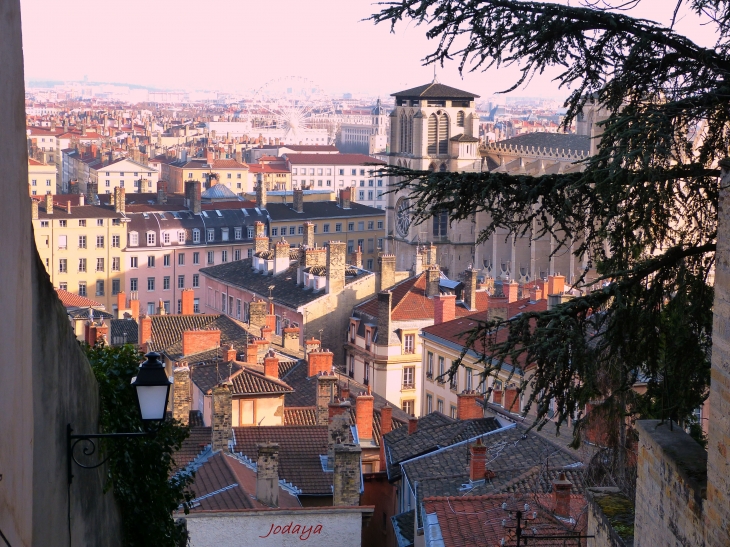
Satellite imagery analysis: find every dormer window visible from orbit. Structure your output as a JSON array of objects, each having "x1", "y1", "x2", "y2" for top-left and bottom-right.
[
  {"x1": 177, "y1": 230, "x2": 185, "y2": 244},
  {"x1": 207, "y1": 228, "x2": 215, "y2": 242},
  {"x1": 146, "y1": 231, "x2": 155, "y2": 246},
  {"x1": 192, "y1": 229, "x2": 200, "y2": 243},
  {"x1": 163, "y1": 232, "x2": 170, "y2": 245},
  {"x1": 234, "y1": 227, "x2": 242, "y2": 240},
  {"x1": 129, "y1": 231, "x2": 139, "y2": 246},
  {"x1": 221, "y1": 228, "x2": 229, "y2": 241}
]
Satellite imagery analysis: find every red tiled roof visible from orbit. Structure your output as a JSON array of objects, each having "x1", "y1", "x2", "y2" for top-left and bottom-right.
[
  {"x1": 284, "y1": 153, "x2": 385, "y2": 166},
  {"x1": 55, "y1": 289, "x2": 103, "y2": 309},
  {"x1": 423, "y1": 493, "x2": 587, "y2": 547},
  {"x1": 248, "y1": 163, "x2": 290, "y2": 174},
  {"x1": 211, "y1": 159, "x2": 248, "y2": 169},
  {"x1": 28, "y1": 158, "x2": 44, "y2": 166}
]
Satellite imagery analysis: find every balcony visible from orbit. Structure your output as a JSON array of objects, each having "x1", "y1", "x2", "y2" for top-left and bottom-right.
[
  {"x1": 426, "y1": 371, "x2": 433, "y2": 380},
  {"x1": 401, "y1": 383, "x2": 415, "y2": 391}
]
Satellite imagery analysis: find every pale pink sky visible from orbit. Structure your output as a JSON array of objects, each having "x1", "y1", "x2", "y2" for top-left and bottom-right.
[{"x1": 20, "y1": 0, "x2": 715, "y2": 98}]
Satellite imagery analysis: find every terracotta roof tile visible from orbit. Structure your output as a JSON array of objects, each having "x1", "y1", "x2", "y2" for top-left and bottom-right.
[
  {"x1": 173, "y1": 425, "x2": 212, "y2": 472},
  {"x1": 284, "y1": 153, "x2": 385, "y2": 166},
  {"x1": 55, "y1": 289, "x2": 103, "y2": 308}
]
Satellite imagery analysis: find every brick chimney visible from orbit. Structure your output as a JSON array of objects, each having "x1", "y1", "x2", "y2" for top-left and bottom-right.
[
  {"x1": 254, "y1": 221, "x2": 269, "y2": 255},
  {"x1": 469, "y1": 438, "x2": 487, "y2": 481},
  {"x1": 282, "y1": 327, "x2": 299, "y2": 352},
  {"x1": 408, "y1": 416, "x2": 418, "y2": 434},
  {"x1": 206, "y1": 148, "x2": 215, "y2": 165},
  {"x1": 185, "y1": 180, "x2": 201, "y2": 214},
  {"x1": 308, "y1": 348, "x2": 334, "y2": 377},
  {"x1": 356, "y1": 389, "x2": 374, "y2": 442},
  {"x1": 31, "y1": 200, "x2": 38, "y2": 220},
  {"x1": 303, "y1": 222, "x2": 315, "y2": 248},
  {"x1": 552, "y1": 472, "x2": 573, "y2": 518},
  {"x1": 293, "y1": 188, "x2": 304, "y2": 213},
  {"x1": 316, "y1": 371, "x2": 338, "y2": 425},
  {"x1": 305, "y1": 337, "x2": 321, "y2": 354},
  {"x1": 488, "y1": 281, "x2": 509, "y2": 322},
  {"x1": 463, "y1": 268, "x2": 478, "y2": 310},
  {"x1": 245, "y1": 343, "x2": 258, "y2": 365},
  {"x1": 115, "y1": 186, "x2": 126, "y2": 214},
  {"x1": 264, "y1": 349, "x2": 279, "y2": 378},
  {"x1": 529, "y1": 283, "x2": 543, "y2": 302},
  {"x1": 130, "y1": 292, "x2": 140, "y2": 321},
  {"x1": 433, "y1": 294, "x2": 456, "y2": 325},
  {"x1": 182, "y1": 329, "x2": 221, "y2": 357},
  {"x1": 457, "y1": 390, "x2": 483, "y2": 420},
  {"x1": 377, "y1": 291, "x2": 392, "y2": 347},
  {"x1": 211, "y1": 383, "x2": 232, "y2": 451},
  {"x1": 506, "y1": 280, "x2": 519, "y2": 303},
  {"x1": 504, "y1": 385, "x2": 520, "y2": 413},
  {"x1": 256, "y1": 174, "x2": 267, "y2": 209},
  {"x1": 256, "y1": 442, "x2": 280, "y2": 508},
  {"x1": 138, "y1": 315, "x2": 152, "y2": 352},
  {"x1": 249, "y1": 299, "x2": 267, "y2": 327},
  {"x1": 173, "y1": 363, "x2": 191, "y2": 425},
  {"x1": 326, "y1": 241, "x2": 346, "y2": 295},
  {"x1": 45, "y1": 193, "x2": 53, "y2": 214},
  {"x1": 379, "y1": 405, "x2": 393, "y2": 470},
  {"x1": 547, "y1": 275, "x2": 565, "y2": 296},
  {"x1": 378, "y1": 254, "x2": 396, "y2": 291},
  {"x1": 225, "y1": 344, "x2": 237, "y2": 361},
  {"x1": 181, "y1": 288, "x2": 194, "y2": 315},
  {"x1": 333, "y1": 443, "x2": 362, "y2": 506},
  {"x1": 339, "y1": 188, "x2": 352, "y2": 209},
  {"x1": 426, "y1": 265, "x2": 440, "y2": 298},
  {"x1": 273, "y1": 238, "x2": 290, "y2": 275},
  {"x1": 351, "y1": 247, "x2": 363, "y2": 269}
]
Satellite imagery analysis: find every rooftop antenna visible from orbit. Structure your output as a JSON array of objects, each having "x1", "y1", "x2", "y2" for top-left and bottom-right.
[{"x1": 318, "y1": 328, "x2": 324, "y2": 342}]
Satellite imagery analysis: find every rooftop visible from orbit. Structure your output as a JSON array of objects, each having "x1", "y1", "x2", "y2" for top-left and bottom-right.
[{"x1": 392, "y1": 81, "x2": 480, "y2": 99}]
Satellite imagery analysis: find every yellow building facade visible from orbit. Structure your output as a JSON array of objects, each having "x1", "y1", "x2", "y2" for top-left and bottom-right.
[{"x1": 28, "y1": 158, "x2": 57, "y2": 196}]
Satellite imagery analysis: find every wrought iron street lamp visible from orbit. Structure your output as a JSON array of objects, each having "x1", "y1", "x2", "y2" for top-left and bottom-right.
[{"x1": 67, "y1": 352, "x2": 172, "y2": 483}]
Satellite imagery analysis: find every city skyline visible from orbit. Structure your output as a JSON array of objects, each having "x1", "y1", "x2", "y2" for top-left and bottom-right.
[{"x1": 21, "y1": 0, "x2": 716, "y2": 99}]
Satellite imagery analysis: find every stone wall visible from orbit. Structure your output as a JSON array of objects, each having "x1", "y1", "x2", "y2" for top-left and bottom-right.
[
  {"x1": 586, "y1": 488, "x2": 634, "y2": 547},
  {"x1": 634, "y1": 420, "x2": 706, "y2": 547},
  {"x1": 0, "y1": 2, "x2": 123, "y2": 544}
]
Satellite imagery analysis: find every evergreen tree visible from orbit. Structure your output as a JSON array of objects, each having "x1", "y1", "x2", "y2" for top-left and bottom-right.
[{"x1": 371, "y1": 0, "x2": 720, "y2": 445}]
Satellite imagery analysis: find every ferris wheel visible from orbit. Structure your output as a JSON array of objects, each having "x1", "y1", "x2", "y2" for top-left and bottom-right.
[{"x1": 249, "y1": 76, "x2": 336, "y2": 141}]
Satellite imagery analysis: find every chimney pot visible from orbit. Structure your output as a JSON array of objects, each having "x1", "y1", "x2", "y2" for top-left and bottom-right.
[
  {"x1": 264, "y1": 350, "x2": 279, "y2": 378},
  {"x1": 355, "y1": 391, "x2": 374, "y2": 441},
  {"x1": 552, "y1": 472, "x2": 573, "y2": 518},
  {"x1": 457, "y1": 390, "x2": 483, "y2": 420},
  {"x1": 408, "y1": 416, "x2": 418, "y2": 435},
  {"x1": 469, "y1": 438, "x2": 488, "y2": 481}
]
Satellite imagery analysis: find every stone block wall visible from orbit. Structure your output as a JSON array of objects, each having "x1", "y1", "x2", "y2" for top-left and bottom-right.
[
  {"x1": 211, "y1": 384, "x2": 232, "y2": 451},
  {"x1": 634, "y1": 420, "x2": 706, "y2": 547},
  {"x1": 586, "y1": 488, "x2": 634, "y2": 547},
  {"x1": 334, "y1": 443, "x2": 362, "y2": 506}
]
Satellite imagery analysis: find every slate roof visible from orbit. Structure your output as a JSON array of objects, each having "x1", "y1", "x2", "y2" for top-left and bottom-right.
[
  {"x1": 493, "y1": 133, "x2": 591, "y2": 155},
  {"x1": 201, "y1": 183, "x2": 237, "y2": 199},
  {"x1": 200, "y1": 258, "x2": 373, "y2": 310},
  {"x1": 110, "y1": 318, "x2": 139, "y2": 345},
  {"x1": 392, "y1": 81, "x2": 480, "y2": 99},
  {"x1": 284, "y1": 153, "x2": 385, "y2": 166},
  {"x1": 423, "y1": 493, "x2": 588, "y2": 547},
  {"x1": 56, "y1": 289, "x2": 104, "y2": 308},
  {"x1": 232, "y1": 426, "x2": 331, "y2": 495},
  {"x1": 173, "y1": 425, "x2": 212, "y2": 472},
  {"x1": 384, "y1": 414, "x2": 502, "y2": 482},
  {"x1": 392, "y1": 510, "x2": 415, "y2": 547},
  {"x1": 191, "y1": 361, "x2": 244, "y2": 394},
  {"x1": 265, "y1": 200, "x2": 385, "y2": 222},
  {"x1": 67, "y1": 307, "x2": 114, "y2": 320},
  {"x1": 230, "y1": 366, "x2": 295, "y2": 396}
]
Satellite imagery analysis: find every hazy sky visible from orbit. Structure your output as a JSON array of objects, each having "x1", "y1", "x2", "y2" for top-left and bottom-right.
[{"x1": 20, "y1": 0, "x2": 716, "y2": 99}]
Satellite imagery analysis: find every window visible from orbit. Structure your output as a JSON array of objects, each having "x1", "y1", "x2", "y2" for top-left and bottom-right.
[
  {"x1": 96, "y1": 258, "x2": 104, "y2": 272},
  {"x1": 247, "y1": 226, "x2": 254, "y2": 238},
  {"x1": 234, "y1": 249, "x2": 241, "y2": 261},
  {"x1": 234, "y1": 227, "x2": 242, "y2": 240},
  {"x1": 426, "y1": 394, "x2": 433, "y2": 414},
  {"x1": 163, "y1": 276, "x2": 170, "y2": 290},
  {"x1": 78, "y1": 258, "x2": 86, "y2": 272},
  {"x1": 163, "y1": 232, "x2": 170, "y2": 245},
  {"x1": 96, "y1": 280, "x2": 104, "y2": 296},
  {"x1": 377, "y1": 238, "x2": 383, "y2": 250},
  {"x1": 339, "y1": 169, "x2": 345, "y2": 175},
  {"x1": 178, "y1": 253, "x2": 185, "y2": 266},
  {"x1": 433, "y1": 210, "x2": 448, "y2": 237},
  {"x1": 368, "y1": 221, "x2": 374, "y2": 230},
  {"x1": 289, "y1": 226, "x2": 296, "y2": 235},
  {"x1": 377, "y1": 191, "x2": 383, "y2": 201},
  {"x1": 359, "y1": 191, "x2": 365, "y2": 200},
  {"x1": 112, "y1": 257, "x2": 120, "y2": 271},
  {"x1": 221, "y1": 250, "x2": 228, "y2": 263},
  {"x1": 427, "y1": 352, "x2": 434, "y2": 378},
  {"x1": 130, "y1": 278, "x2": 138, "y2": 291},
  {"x1": 130, "y1": 256, "x2": 138, "y2": 268},
  {"x1": 148, "y1": 256, "x2": 155, "y2": 268},
  {"x1": 31, "y1": 179, "x2": 36, "y2": 186},
  {"x1": 364, "y1": 361, "x2": 370, "y2": 385},
  {"x1": 450, "y1": 405, "x2": 457, "y2": 419},
  {"x1": 192, "y1": 229, "x2": 200, "y2": 243},
  {"x1": 96, "y1": 235, "x2": 104, "y2": 248},
  {"x1": 207, "y1": 228, "x2": 215, "y2": 242},
  {"x1": 239, "y1": 399, "x2": 255, "y2": 426},
  {"x1": 247, "y1": 249, "x2": 253, "y2": 258},
  {"x1": 347, "y1": 240, "x2": 354, "y2": 254},
  {"x1": 358, "y1": 221, "x2": 365, "y2": 231},
  {"x1": 357, "y1": 239, "x2": 364, "y2": 252},
  {"x1": 78, "y1": 235, "x2": 86, "y2": 249},
  {"x1": 272, "y1": 227, "x2": 278, "y2": 236},
  {"x1": 193, "y1": 252, "x2": 200, "y2": 265},
  {"x1": 58, "y1": 235, "x2": 67, "y2": 249},
  {"x1": 402, "y1": 400, "x2": 414, "y2": 416},
  {"x1": 221, "y1": 293, "x2": 227, "y2": 313},
  {"x1": 163, "y1": 254, "x2": 171, "y2": 267},
  {"x1": 404, "y1": 334, "x2": 415, "y2": 354},
  {"x1": 112, "y1": 235, "x2": 120, "y2": 248},
  {"x1": 438, "y1": 356, "x2": 445, "y2": 382},
  {"x1": 207, "y1": 251, "x2": 214, "y2": 265},
  {"x1": 177, "y1": 299, "x2": 182, "y2": 314},
  {"x1": 367, "y1": 238, "x2": 374, "y2": 253},
  {"x1": 297, "y1": 226, "x2": 304, "y2": 235},
  {"x1": 78, "y1": 220, "x2": 86, "y2": 227},
  {"x1": 466, "y1": 367, "x2": 473, "y2": 390},
  {"x1": 335, "y1": 223, "x2": 342, "y2": 232},
  {"x1": 59, "y1": 258, "x2": 67, "y2": 273},
  {"x1": 403, "y1": 367, "x2": 415, "y2": 389},
  {"x1": 59, "y1": 220, "x2": 66, "y2": 227},
  {"x1": 322, "y1": 223, "x2": 330, "y2": 233},
  {"x1": 222, "y1": 228, "x2": 229, "y2": 241},
  {"x1": 192, "y1": 274, "x2": 199, "y2": 288},
  {"x1": 129, "y1": 232, "x2": 138, "y2": 246},
  {"x1": 147, "y1": 232, "x2": 155, "y2": 246},
  {"x1": 178, "y1": 231, "x2": 185, "y2": 244},
  {"x1": 96, "y1": 219, "x2": 104, "y2": 227},
  {"x1": 78, "y1": 282, "x2": 87, "y2": 297},
  {"x1": 147, "y1": 303, "x2": 154, "y2": 315},
  {"x1": 227, "y1": 173, "x2": 231, "y2": 179},
  {"x1": 450, "y1": 370, "x2": 458, "y2": 391},
  {"x1": 40, "y1": 220, "x2": 49, "y2": 228},
  {"x1": 147, "y1": 277, "x2": 155, "y2": 291},
  {"x1": 112, "y1": 279, "x2": 120, "y2": 295}
]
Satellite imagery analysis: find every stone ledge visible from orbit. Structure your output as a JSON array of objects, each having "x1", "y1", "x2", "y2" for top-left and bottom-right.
[{"x1": 636, "y1": 420, "x2": 707, "y2": 500}]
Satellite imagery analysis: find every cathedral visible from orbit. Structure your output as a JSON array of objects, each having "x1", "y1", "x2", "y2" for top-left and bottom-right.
[{"x1": 385, "y1": 79, "x2": 595, "y2": 291}]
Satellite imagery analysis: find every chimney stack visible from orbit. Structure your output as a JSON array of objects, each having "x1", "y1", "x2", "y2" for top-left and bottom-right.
[
  {"x1": 273, "y1": 238, "x2": 290, "y2": 275},
  {"x1": 457, "y1": 390, "x2": 482, "y2": 420},
  {"x1": 339, "y1": 188, "x2": 352, "y2": 209},
  {"x1": 433, "y1": 294, "x2": 456, "y2": 325},
  {"x1": 115, "y1": 187, "x2": 125, "y2": 214},
  {"x1": 355, "y1": 390, "x2": 374, "y2": 442},
  {"x1": 129, "y1": 292, "x2": 140, "y2": 321},
  {"x1": 31, "y1": 200, "x2": 39, "y2": 220},
  {"x1": 469, "y1": 438, "x2": 487, "y2": 482},
  {"x1": 333, "y1": 443, "x2": 362, "y2": 506},
  {"x1": 504, "y1": 385, "x2": 520, "y2": 414},
  {"x1": 157, "y1": 181, "x2": 168, "y2": 204},
  {"x1": 506, "y1": 280, "x2": 519, "y2": 303},
  {"x1": 308, "y1": 348, "x2": 334, "y2": 377},
  {"x1": 426, "y1": 265, "x2": 440, "y2": 298},
  {"x1": 256, "y1": 174, "x2": 267, "y2": 209},
  {"x1": 547, "y1": 275, "x2": 565, "y2": 296},
  {"x1": 45, "y1": 193, "x2": 54, "y2": 214},
  {"x1": 408, "y1": 416, "x2": 418, "y2": 435},
  {"x1": 181, "y1": 288, "x2": 194, "y2": 315},
  {"x1": 225, "y1": 344, "x2": 237, "y2": 362},
  {"x1": 173, "y1": 363, "x2": 191, "y2": 425},
  {"x1": 378, "y1": 254, "x2": 396, "y2": 291},
  {"x1": 188, "y1": 180, "x2": 201, "y2": 214},
  {"x1": 302, "y1": 222, "x2": 315, "y2": 248},
  {"x1": 138, "y1": 314, "x2": 152, "y2": 353},
  {"x1": 463, "y1": 268, "x2": 478, "y2": 310},
  {"x1": 328, "y1": 400, "x2": 352, "y2": 470},
  {"x1": 116, "y1": 291, "x2": 126, "y2": 318},
  {"x1": 249, "y1": 299, "x2": 267, "y2": 328},
  {"x1": 351, "y1": 247, "x2": 363, "y2": 269},
  {"x1": 413, "y1": 252, "x2": 424, "y2": 277},
  {"x1": 316, "y1": 371, "x2": 338, "y2": 425},
  {"x1": 379, "y1": 405, "x2": 393, "y2": 470},
  {"x1": 256, "y1": 442, "x2": 280, "y2": 508},
  {"x1": 529, "y1": 283, "x2": 543, "y2": 302},
  {"x1": 426, "y1": 243, "x2": 437, "y2": 266},
  {"x1": 182, "y1": 329, "x2": 221, "y2": 357},
  {"x1": 254, "y1": 221, "x2": 269, "y2": 255},
  {"x1": 326, "y1": 241, "x2": 346, "y2": 295},
  {"x1": 293, "y1": 188, "x2": 304, "y2": 213},
  {"x1": 211, "y1": 383, "x2": 232, "y2": 451},
  {"x1": 264, "y1": 349, "x2": 279, "y2": 378},
  {"x1": 282, "y1": 327, "x2": 300, "y2": 352},
  {"x1": 377, "y1": 291, "x2": 392, "y2": 347},
  {"x1": 552, "y1": 472, "x2": 573, "y2": 518}
]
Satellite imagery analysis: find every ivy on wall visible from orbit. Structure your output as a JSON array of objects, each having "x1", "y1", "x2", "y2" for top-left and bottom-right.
[{"x1": 85, "y1": 343, "x2": 195, "y2": 547}]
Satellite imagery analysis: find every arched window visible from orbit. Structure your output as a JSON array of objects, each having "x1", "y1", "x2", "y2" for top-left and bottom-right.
[
  {"x1": 407, "y1": 114, "x2": 414, "y2": 153},
  {"x1": 427, "y1": 114, "x2": 438, "y2": 155},
  {"x1": 428, "y1": 163, "x2": 437, "y2": 172},
  {"x1": 438, "y1": 113, "x2": 449, "y2": 155},
  {"x1": 439, "y1": 163, "x2": 448, "y2": 172},
  {"x1": 457, "y1": 110, "x2": 465, "y2": 127},
  {"x1": 399, "y1": 113, "x2": 407, "y2": 153}
]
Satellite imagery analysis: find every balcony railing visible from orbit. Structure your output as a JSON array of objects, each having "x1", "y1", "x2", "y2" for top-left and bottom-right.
[
  {"x1": 426, "y1": 371, "x2": 433, "y2": 379},
  {"x1": 401, "y1": 383, "x2": 415, "y2": 391}
]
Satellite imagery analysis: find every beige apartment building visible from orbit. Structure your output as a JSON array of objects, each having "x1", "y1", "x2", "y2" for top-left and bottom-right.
[
  {"x1": 28, "y1": 157, "x2": 57, "y2": 196},
  {"x1": 31, "y1": 194, "x2": 126, "y2": 311}
]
